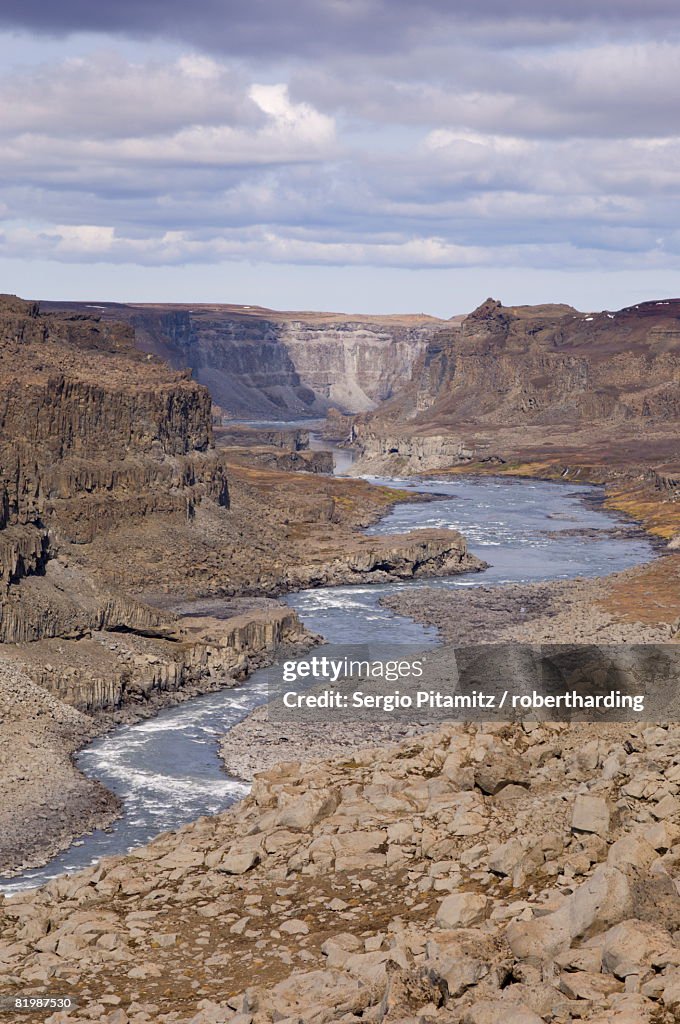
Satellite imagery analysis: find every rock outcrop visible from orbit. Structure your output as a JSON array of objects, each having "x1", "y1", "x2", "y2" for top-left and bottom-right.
[
  {"x1": 2, "y1": 605, "x2": 309, "y2": 714},
  {"x1": 350, "y1": 297, "x2": 680, "y2": 474},
  {"x1": 43, "y1": 302, "x2": 445, "y2": 418},
  {"x1": 0, "y1": 295, "x2": 230, "y2": 646},
  {"x1": 285, "y1": 528, "x2": 485, "y2": 588},
  {"x1": 0, "y1": 603, "x2": 315, "y2": 875},
  {"x1": 0, "y1": 295, "x2": 486, "y2": 721}
]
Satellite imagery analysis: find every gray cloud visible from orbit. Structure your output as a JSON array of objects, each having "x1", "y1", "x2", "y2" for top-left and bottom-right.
[
  {"x1": 1, "y1": 3, "x2": 680, "y2": 285},
  {"x1": 288, "y1": 39, "x2": 680, "y2": 139},
  {"x1": 2, "y1": 1, "x2": 680, "y2": 57}
]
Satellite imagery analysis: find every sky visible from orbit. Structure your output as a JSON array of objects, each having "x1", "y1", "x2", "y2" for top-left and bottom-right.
[{"x1": 1, "y1": 2, "x2": 680, "y2": 315}]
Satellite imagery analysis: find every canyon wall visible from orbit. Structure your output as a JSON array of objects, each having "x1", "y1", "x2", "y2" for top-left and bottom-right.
[
  {"x1": 43, "y1": 302, "x2": 445, "y2": 418},
  {"x1": 0, "y1": 295, "x2": 230, "y2": 645},
  {"x1": 351, "y1": 298, "x2": 680, "y2": 472}
]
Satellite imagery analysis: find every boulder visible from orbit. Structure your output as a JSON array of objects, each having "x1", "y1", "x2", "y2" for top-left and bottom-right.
[
  {"x1": 436, "y1": 893, "x2": 489, "y2": 928},
  {"x1": 275, "y1": 788, "x2": 339, "y2": 831},
  {"x1": 601, "y1": 920, "x2": 675, "y2": 978},
  {"x1": 507, "y1": 865, "x2": 633, "y2": 960},
  {"x1": 571, "y1": 794, "x2": 611, "y2": 837},
  {"x1": 279, "y1": 919, "x2": 309, "y2": 936},
  {"x1": 216, "y1": 849, "x2": 260, "y2": 875},
  {"x1": 488, "y1": 838, "x2": 528, "y2": 877},
  {"x1": 475, "y1": 757, "x2": 530, "y2": 796},
  {"x1": 558, "y1": 970, "x2": 623, "y2": 1001},
  {"x1": 607, "y1": 835, "x2": 657, "y2": 871}
]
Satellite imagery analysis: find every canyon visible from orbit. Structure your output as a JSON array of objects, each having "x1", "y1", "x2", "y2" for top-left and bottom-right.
[
  {"x1": 349, "y1": 298, "x2": 680, "y2": 481},
  {"x1": 0, "y1": 294, "x2": 478, "y2": 875},
  {"x1": 3, "y1": 290, "x2": 680, "y2": 1024},
  {"x1": 42, "y1": 301, "x2": 446, "y2": 420}
]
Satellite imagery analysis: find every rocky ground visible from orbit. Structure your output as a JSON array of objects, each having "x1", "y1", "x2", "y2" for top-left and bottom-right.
[
  {"x1": 216, "y1": 563, "x2": 680, "y2": 837},
  {"x1": 381, "y1": 569, "x2": 680, "y2": 648},
  {"x1": 220, "y1": 706, "x2": 438, "y2": 782},
  {"x1": 6, "y1": 292, "x2": 680, "y2": 1022},
  {"x1": 85, "y1": 461, "x2": 481, "y2": 604},
  {"x1": 4, "y1": 720, "x2": 680, "y2": 1022}
]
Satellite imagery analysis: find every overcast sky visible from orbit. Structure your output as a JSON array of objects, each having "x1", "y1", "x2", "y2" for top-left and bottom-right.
[{"x1": 1, "y1": 2, "x2": 679, "y2": 314}]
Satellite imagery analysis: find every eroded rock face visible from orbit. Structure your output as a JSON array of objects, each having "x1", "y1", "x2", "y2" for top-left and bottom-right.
[
  {"x1": 350, "y1": 297, "x2": 680, "y2": 473},
  {"x1": 288, "y1": 528, "x2": 486, "y2": 588},
  {"x1": 0, "y1": 601, "x2": 315, "y2": 874},
  {"x1": 0, "y1": 295, "x2": 230, "y2": 644},
  {"x1": 43, "y1": 301, "x2": 446, "y2": 418}
]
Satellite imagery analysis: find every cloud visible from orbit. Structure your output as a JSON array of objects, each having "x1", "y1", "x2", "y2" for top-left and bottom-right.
[
  {"x1": 0, "y1": 58, "x2": 336, "y2": 190},
  {"x1": 1, "y1": 6, "x2": 680, "y2": 289},
  {"x1": 288, "y1": 40, "x2": 680, "y2": 139},
  {"x1": 2, "y1": 219, "x2": 677, "y2": 274},
  {"x1": 1, "y1": 1, "x2": 680, "y2": 59},
  {"x1": 0, "y1": 53, "x2": 260, "y2": 139}
]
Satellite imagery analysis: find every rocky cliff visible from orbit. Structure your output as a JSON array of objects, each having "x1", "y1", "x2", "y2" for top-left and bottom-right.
[
  {"x1": 0, "y1": 295, "x2": 489, "y2": 725},
  {"x1": 0, "y1": 295, "x2": 231, "y2": 647},
  {"x1": 351, "y1": 298, "x2": 680, "y2": 473},
  {"x1": 43, "y1": 302, "x2": 445, "y2": 418}
]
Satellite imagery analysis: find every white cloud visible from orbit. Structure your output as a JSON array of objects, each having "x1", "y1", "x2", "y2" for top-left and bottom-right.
[
  {"x1": 249, "y1": 83, "x2": 336, "y2": 146},
  {"x1": 55, "y1": 224, "x2": 116, "y2": 252}
]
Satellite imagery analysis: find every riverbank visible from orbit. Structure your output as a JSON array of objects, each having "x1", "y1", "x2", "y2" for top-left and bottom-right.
[
  {"x1": 0, "y1": 664, "x2": 120, "y2": 882},
  {"x1": 217, "y1": 567, "x2": 678, "y2": 791},
  {"x1": 382, "y1": 565, "x2": 680, "y2": 648},
  {"x1": 220, "y1": 704, "x2": 438, "y2": 781},
  {"x1": 349, "y1": 442, "x2": 680, "y2": 640},
  {"x1": 2, "y1": 470, "x2": 678, "y2": 1022},
  {"x1": 0, "y1": 447, "x2": 487, "y2": 883},
  {"x1": 0, "y1": 603, "x2": 315, "y2": 880}
]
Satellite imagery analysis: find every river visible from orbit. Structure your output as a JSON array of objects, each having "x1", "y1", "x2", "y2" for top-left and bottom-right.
[{"x1": 0, "y1": 446, "x2": 656, "y2": 895}]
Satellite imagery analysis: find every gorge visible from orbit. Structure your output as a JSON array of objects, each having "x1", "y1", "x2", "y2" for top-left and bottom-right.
[
  {"x1": 42, "y1": 301, "x2": 446, "y2": 420},
  {"x1": 0, "y1": 294, "x2": 477, "y2": 877},
  {"x1": 2, "y1": 291, "x2": 680, "y2": 1024}
]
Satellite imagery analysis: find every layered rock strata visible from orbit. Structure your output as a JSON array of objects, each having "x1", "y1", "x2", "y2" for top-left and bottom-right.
[
  {"x1": 1, "y1": 605, "x2": 309, "y2": 714},
  {"x1": 0, "y1": 603, "x2": 314, "y2": 875},
  {"x1": 284, "y1": 529, "x2": 484, "y2": 588},
  {"x1": 350, "y1": 298, "x2": 680, "y2": 476},
  {"x1": 43, "y1": 302, "x2": 446, "y2": 418},
  {"x1": 0, "y1": 295, "x2": 230, "y2": 647}
]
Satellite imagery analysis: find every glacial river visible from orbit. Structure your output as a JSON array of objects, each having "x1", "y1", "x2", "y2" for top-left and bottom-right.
[{"x1": 0, "y1": 455, "x2": 656, "y2": 894}]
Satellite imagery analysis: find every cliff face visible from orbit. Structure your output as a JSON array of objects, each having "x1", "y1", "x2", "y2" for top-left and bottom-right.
[
  {"x1": 0, "y1": 295, "x2": 230, "y2": 644},
  {"x1": 43, "y1": 302, "x2": 445, "y2": 418},
  {"x1": 278, "y1": 317, "x2": 436, "y2": 412},
  {"x1": 0, "y1": 295, "x2": 486, "y2": 717},
  {"x1": 352, "y1": 298, "x2": 680, "y2": 471}
]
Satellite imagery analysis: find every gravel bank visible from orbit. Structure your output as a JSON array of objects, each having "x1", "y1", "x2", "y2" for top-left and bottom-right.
[{"x1": 381, "y1": 571, "x2": 678, "y2": 646}]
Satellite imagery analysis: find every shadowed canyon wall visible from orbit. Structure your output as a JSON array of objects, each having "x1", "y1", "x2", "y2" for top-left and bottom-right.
[{"x1": 43, "y1": 302, "x2": 446, "y2": 419}]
